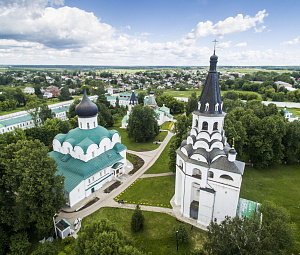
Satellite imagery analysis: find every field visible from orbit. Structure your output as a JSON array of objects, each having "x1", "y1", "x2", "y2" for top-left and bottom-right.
[
  {"x1": 146, "y1": 136, "x2": 175, "y2": 174},
  {"x1": 82, "y1": 207, "x2": 207, "y2": 255},
  {"x1": 116, "y1": 175, "x2": 175, "y2": 207},
  {"x1": 240, "y1": 163, "x2": 300, "y2": 241}
]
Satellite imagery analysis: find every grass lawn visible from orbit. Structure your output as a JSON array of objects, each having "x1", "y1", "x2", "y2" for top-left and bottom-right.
[
  {"x1": 108, "y1": 126, "x2": 167, "y2": 151},
  {"x1": 116, "y1": 175, "x2": 175, "y2": 207},
  {"x1": 164, "y1": 89, "x2": 202, "y2": 98},
  {"x1": 82, "y1": 207, "x2": 207, "y2": 255},
  {"x1": 278, "y1": 107, "x2": 300, "y2": 117},
  {"x1": 160, "y1": 121, "x2": 173, "y2": 130},
  {"x1": 146, "y1": 136, "x2": 175, "y2": 174},
  {"x1": 240, "y1": 163, "x2": 300, "y2": 241}
]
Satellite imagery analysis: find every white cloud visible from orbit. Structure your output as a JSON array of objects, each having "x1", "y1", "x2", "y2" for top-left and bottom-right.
[
  {"x1": 0, "y1": 4, "x2": 115, "y2": 49},
  {"x1": 0, "y1": 4, "x2": 297, "y2": 66},
  {"x1": 218, "y1": 41, "x2": 232, "y2": 49},
  {"x1": 235, "y1": 42, "x2": 247, "y2": 47},
  {"x1": 254, "y1": 25, "x2": 266, "y2": 33},
  {"x1": 281, "y1": 37, "x2": 299, "y2": 45},
  {"x1": 184, "y1": 10, "x2": 268, "y2": 42}
]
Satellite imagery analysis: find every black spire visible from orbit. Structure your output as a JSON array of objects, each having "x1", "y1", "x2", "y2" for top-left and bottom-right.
[
  {"x1": 197, "y1": 53, "x2": 222, "y2": 115},
  {"x1": 129, "y1": 91, "x2": 138, "y2": 105},
  {"x1": 75, "y1": 88, "x2": 98, "y2": 118}
]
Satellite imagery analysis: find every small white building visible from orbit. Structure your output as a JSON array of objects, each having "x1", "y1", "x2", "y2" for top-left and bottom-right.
[
  {"x1": 174, "y1": 53, "x2": 245, "y2": 228},
  {"x1": 55, "y1": 219, "x2": 71, "y2": 239},
  {"x1": 50, "y1": 89, "x2": 126, "y2": 208},
  {"x1": 282, "y1": 108, "x2": 299, "y2": 122},
  {"x1": 24, "y1": 87, "x2": 35, "y2": 94}
]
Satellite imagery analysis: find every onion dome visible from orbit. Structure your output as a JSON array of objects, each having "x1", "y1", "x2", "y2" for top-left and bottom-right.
[
  {"x1": 75, "y1": 89, "x2": 98, "y2": 118},
  {"x1": 229, "y1": 148, "x2": 237, "y2": 154}
]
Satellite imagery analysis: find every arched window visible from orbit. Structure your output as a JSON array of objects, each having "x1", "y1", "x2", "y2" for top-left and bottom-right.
[
  {"x1": 94, "y1": 121, "x2": 96, "y2": 127},
  {"x1": 220, "y1": 174, "x2": 233, "y2": 181},
  {"x1": 202, "y1": 121, "x2": 208, "y2": 130},
  {"x1": 80, "y1": 122, "x2": 82, "y2": 129},
  {"x1": 87, "y1": 123, "x2": 90, "y2": 129},
  {"x1": 67, "y1": 147, "x2": 70, "y2": 153},
  {"x1": 213, "y1": 122, "x2": 218, "y2": 131},
  {"x1": 192, "y1": 168, "x2": 202, "y2": 179},
  {"x1": 208, "y1": 171, "x2": 214, "y2": 178}
]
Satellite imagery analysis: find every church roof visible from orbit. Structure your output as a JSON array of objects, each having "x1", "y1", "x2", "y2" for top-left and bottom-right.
[
  {"x1": 129, "y1": 92, "x2": 138, "y2": 105},
  {"x1": 50, "y1": 149, "x2": 123, "y2": 193},
  {"x1": 75, "y1": 89, "x2": 98, "y2": 118},
  {"x1": 144, "y1": 96, "x2": 157, "y2": 106},
  {"x1": 196, "y1": 53, "x2": 223, "y2": 115},
  {"x1": 54, "y1": 126, "x2": 119, "y2": 150}
]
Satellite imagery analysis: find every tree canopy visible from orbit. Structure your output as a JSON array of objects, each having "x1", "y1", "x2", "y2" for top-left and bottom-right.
[
  {"x1": 0, "y1": 139, "x2": 65, "y2": 236},
  {"x1": 127, "y1": 105, "x2": 159, "y2": 142},
  {"x1": 76, "y1": 218, "x2": 145, "y2": 255},
  {"x1": 204, "y1": 201, "x2": 297, "y2": 255}
]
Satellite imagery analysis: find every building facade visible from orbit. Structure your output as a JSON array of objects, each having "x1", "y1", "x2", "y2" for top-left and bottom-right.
[
  {"x1": 174, "y1": 53, "x2": 245, "y2": 228},
  {"x1": 50, "y1": 89, "x2": 126, "y2": 208}
]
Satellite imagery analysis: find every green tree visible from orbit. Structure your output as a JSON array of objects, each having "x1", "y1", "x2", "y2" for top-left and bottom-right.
[
  {"x1": 0, "y1": 140, "x2": 65, "y2": 236},
  {"x1": 204, "y1": 201, "x2": 296, "y2": 255},
  {"x1": 282, "y1": 121, "x2": 300, "y2": 163},
  {"x1": 131, "y1": 205, "x2": 145, "y2": 232},
  {"x1": 137, "y1": 92, "x2": 146, "y2": 104},
  {"x1": 67, "y1": 98, "x2": 80, "y2": 119},
  {"x1": 9, "y1": 231, "x2": 30, "y2": 255},
  {"x1": 169, "y1": 115, "x2": 190, "y2": 172},
  {"x1": 59, "y1": 86, "x2": 71, "y2": 101},
  {"x1": 76, "y1": 218, "x2": 145, "y2": 255},
  {"x1": 174, "y1": 224, "x2": 189, "y2": 243},
  {"x1": 186, "y1": 92, "x2": 198, "y2": 116},
  {"x1": 39, "y1": 103, "x2": 54, "y2": 125},
  {"x1": 25, "y1": 96, "x2": 42, "y2": 126},
  {"x1": 31, "y1": 241, "x2": 57, "y2": 255},
  {"x1": 0, "y1": 226, "x2": 9, "y2": 255},
  {"x1": 127, "y1": 105, "x2": 159, "y2": 142}
]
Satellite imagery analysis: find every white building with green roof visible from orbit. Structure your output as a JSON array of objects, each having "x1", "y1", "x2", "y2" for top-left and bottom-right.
[
  {"x1": 121, "y1": 91, "x2": 173, "y2": 128},
  {"x1": 50, "y1": 89, "x2": 126, "y2": 208}
]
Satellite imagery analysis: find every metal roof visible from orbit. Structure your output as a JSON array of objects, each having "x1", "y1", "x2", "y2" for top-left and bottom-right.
[{"x1": 50, "y1": 149, "x2": 123, "y2": 193}]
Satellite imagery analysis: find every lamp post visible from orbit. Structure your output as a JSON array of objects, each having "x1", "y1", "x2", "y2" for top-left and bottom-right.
[
  {"x1": 53, "y1": 213, "x2": 57, "y2": 239},
  {"x1": 176, "y1": 230, "x2": 179, "y2": 252}
]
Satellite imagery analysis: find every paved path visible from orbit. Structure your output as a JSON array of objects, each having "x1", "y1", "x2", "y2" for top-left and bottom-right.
[
  {"x1": 141, "y1": 172, "x2": 175, "y2": 178},
  {"x1": 57, "y1": 130, "x2": 175, "y2": 234}
]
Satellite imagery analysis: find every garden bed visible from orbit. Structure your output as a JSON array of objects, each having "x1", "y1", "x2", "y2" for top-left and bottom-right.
[
  {"x1": 104, "y1": 181, "x2": 121, "y2": 193},
  {"x1": 127, "y1": 153, "x2": 144, "y2": 175}
]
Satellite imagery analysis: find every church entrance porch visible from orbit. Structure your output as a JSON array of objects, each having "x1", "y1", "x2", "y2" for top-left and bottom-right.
[
  {"x1": 112, "y1": 162, "x2": 124, "y2": 177},
  {"x1": 190, "y1": 200, "x2": 199, "y2": 219}
]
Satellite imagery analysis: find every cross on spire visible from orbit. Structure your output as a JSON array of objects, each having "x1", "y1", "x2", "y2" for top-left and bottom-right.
[{"x1": 213, "y1": 39, "x2": 218, "y2": 54}]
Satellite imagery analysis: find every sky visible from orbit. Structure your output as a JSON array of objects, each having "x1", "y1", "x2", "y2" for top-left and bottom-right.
[{"x1": 0, "y1": 0, "x2": 299, "y2": 66}]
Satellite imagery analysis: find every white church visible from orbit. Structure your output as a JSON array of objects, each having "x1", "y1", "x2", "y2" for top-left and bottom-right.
[
  {"x1": 174, "y1": 52, "x2": 245, "y2": 227},
  {"x1": 50, "y1": 89, "x2": 126, "y2": 208},
  {"x1": 121, "y1": 91, "x2": 173, "y2": 128}
]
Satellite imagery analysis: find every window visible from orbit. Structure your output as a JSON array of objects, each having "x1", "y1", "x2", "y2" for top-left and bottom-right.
[
  {"x1": 92, "y1": 151, "x2": 95, "y2": 157},
  {"x1": 220, "y1": 174, "x2": 233, "y2": 181},
  {"x1": 192, "y1": 168, "x2": 202, "y2": 179},
  {"x1": 205, "y1": 102, "x2": 209, "y2": 111},
  {"x1": 94, "y1": 121, "x2": 96, "y2": 127},
  {"x1": 92, "y1": 177, "x2": 94, "y2": 181},
  {"x1": 67, "y1": 147, "x2": 70, "y2": 153},
  {"x1": 213, "y1": 122, "x2": 218, "y2": 131},
  {"x1": 78, "y1": 188, "x2": 80, "y2": 192},
  {"x1": 202, "y1": 121, "x2": 208, "y2": 130},
  {"x1": 208, "y1": 171, "x2": 214, "y2": 178},
  {"x1": 80, "y1": 122, "x2": 82, "y2": 128},
  {"x1": 88, "y1": 179, "x2": 90, "y2": 184},
  {"x1": 87, "y1": 123, "x2": 90, "y2": 129},
  {"x1": 215, "y1": 103, "x2": 219, "y2": 112},
  {"x1": 104, "y1": 145, "x2": 106, "y2": 152}
]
